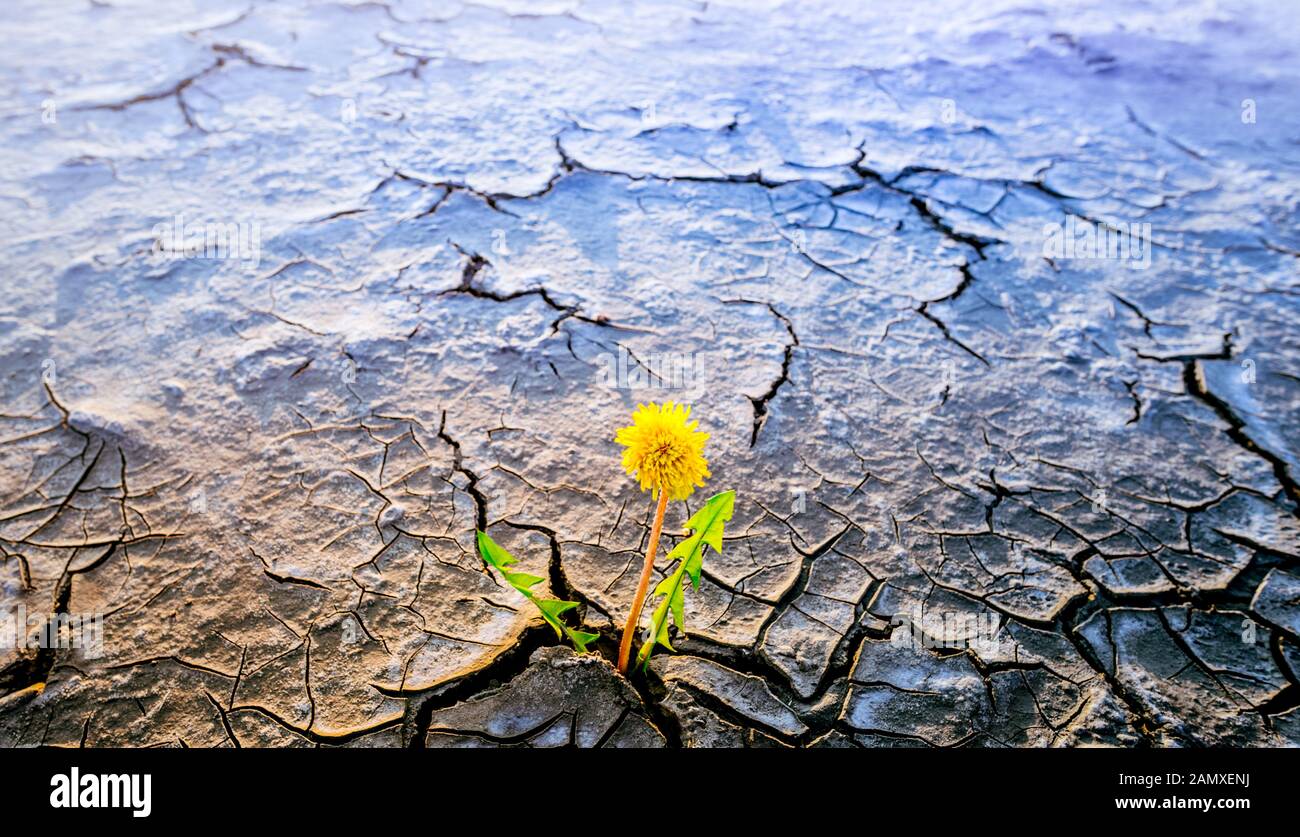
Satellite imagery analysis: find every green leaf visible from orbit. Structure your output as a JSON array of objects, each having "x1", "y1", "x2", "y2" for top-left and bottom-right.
[
  {"x1": 636, "y1": 490, "x2": 735, "y2": 669},
  {"x1": 476, "y1": 530, "x2": 516, "y2": 570},
  {"x1": 664, "y1": 489, "x2": 734, "y2": 589},
  {"x1": 564, "y1": 627, "x2": 600, "y2": 654},
  {"x1": 653, "y1": 602, "x2": 675, "y2": 651},
  {"x1": 535, "y1": 597, "x2": 578, "y2": 640},
  {"x1": 476, "y1": 531, "x2": 599, "y2": 653},
  {"x1": 536, "y1": 598, "x2": 579, "y2": 620}
]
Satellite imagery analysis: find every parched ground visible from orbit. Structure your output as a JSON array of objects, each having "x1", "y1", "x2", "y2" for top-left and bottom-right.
[{"x1": 1, "y1": 0, "x2": 1298, "y2": 747}]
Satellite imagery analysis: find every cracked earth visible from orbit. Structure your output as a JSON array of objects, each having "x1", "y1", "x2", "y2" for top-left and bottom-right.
[{"x1": 2, "y1": 0, "x2": 1299, "y2": 747}]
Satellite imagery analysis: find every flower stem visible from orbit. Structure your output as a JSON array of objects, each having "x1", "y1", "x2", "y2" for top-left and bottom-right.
[{"x1": 618, "y1": 488, "x2": 669, "y2": 674}]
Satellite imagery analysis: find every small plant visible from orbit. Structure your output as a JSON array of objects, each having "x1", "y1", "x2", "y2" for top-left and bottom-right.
[
  {"x1": 614, "y1": 402, "x2": 734, "y2": 674},
  {"x1": 476, "y1": 531, "x2": 599, "y2": 652},
  {"x1": 473, "y1": 401, "x2": 734, "y2": 674}
]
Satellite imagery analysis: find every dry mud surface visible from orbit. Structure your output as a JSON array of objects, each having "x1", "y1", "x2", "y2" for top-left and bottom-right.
[{"x1": 1, "y1": 0, "x2": 1299, "y2": 747}]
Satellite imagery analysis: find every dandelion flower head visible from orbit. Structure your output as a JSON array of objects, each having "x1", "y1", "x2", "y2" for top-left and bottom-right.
[{"x1": 615, "y1": 402, "x2": 710, "y2": 500}]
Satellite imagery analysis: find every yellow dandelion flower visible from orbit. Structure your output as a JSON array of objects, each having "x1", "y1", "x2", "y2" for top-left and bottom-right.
[{"x1": 615, "y1": 401, "x2": 710, "y2": 501}]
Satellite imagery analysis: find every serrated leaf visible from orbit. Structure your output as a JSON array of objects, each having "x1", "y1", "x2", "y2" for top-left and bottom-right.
[
  {"x1": 635, "y1": 490, "x2": 735, "y2": 669},
  {"x1": 645, "y1": 595, "x2": 675, "y2": 654},
  {"x1": 564, "y1": 627, "x2": 600, "y2": 653},
  {"x1": 668, "y1": 579, "x2": 685, "y2": 630},
  {"x1": 637, "y1": 568, "x2": 686, "y2": 671},
  {"x1": 476, "y1": 531, "x2": 599, "y2": 653},
  {"x1": 664, "y1": 490, "x2": 734, "y2": 588},
  {"x1": 535, "y1": 598, "x2": 579, "y2": 640},
  {"x1": 536, "y1": 598, "x2": 579, "y2": 620},
  {"x1": 653, "y1": 615, "x2": 674, "y2": 652},
  {"x1": 496, "y1": 571, "x2": 538, "y2": 592}
]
